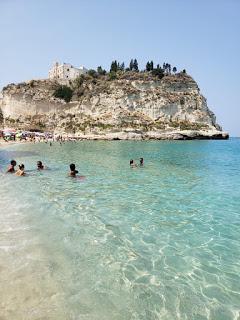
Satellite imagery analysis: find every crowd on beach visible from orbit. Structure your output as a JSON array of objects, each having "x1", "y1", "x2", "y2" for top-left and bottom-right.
[{"x1": 0, "y1": 128, "x2": 77, "y2": 144}]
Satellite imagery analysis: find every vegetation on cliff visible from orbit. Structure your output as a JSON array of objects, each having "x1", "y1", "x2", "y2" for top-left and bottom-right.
[
  {"x1": 53, "y1": 85, "x2": 73, "y2": 102},
  {"x1": 50, "y1": 58, "x2": 187, "y2": 105}
]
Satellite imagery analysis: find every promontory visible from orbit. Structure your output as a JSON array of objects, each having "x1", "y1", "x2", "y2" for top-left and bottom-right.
[{"x1": 0, "y1": 64, "x2": 229, "y2": 140}]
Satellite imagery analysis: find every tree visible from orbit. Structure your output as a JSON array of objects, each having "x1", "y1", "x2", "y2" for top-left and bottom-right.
[
  {"x1": 88, "y1": 69, "x2": 98, "y2": 77},
  {"x1": 108, "y1": 71, "x2": 117, "y2": 80},
  {"x1": 133, "y1": 59, "x2": 139, "y2": 71},
  {"x1": 129, "y1": 59, "x2": 134, "y2": 71},
  {"x1": 97, "y1": 66, "x2": 106, "y2": 75},
  {"x1": 146, "y1": 61, "x2": 154, "y2": 71},
  {"x1": 163, "y1": 63, "x2": 166, "y2": 72},
  {"x1": 151, "y1": 67, "x2": 164, "y2": 79},
  {"x1": 173, "y1": 67, "x2": 177, "y2": 74},
  {"x1": 168, "y1": 64, "x2": 171, "y2": 74},
  {"x1": 110, "y1": 61, "x2": 125, "y2": 72},
  {"x1": 145, "y1": 61, "x2": 151, "y2": 72},
  {"x1": 53, "y1": 85, "x2": 73, "y2": 103},
  {"x1": 163, "y1": 63, "x2": 171, "y2": 74},
  {"x1": 146, "y1": 61, "x2": 151, "y2": 71},
  {"x1": 119, "y1": 62, "x2": 125, "y2": 71},
  {"x1": 165, "y1": 63, "x2": 169, "y2": 74},
  {"x1": 74, "y1": 74, "x2": 85, "y2": 88},
  {"x1": 110, "y1": 60, "x2": 118, "y2": 73}
]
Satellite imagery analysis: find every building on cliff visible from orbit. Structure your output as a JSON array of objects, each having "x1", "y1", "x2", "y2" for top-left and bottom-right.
[{"x1": 49, "y1": 62, "x2": 88, "y2": 80}]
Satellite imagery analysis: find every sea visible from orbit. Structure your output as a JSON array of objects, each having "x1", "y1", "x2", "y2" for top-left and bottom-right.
[{"x1": 0, "y1": 139, "x2": 239, "y2": 320}]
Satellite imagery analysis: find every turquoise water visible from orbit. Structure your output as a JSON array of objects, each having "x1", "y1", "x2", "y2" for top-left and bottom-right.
[{"x1": 0, "y1": 139, "x2": 239, "y2": 320}]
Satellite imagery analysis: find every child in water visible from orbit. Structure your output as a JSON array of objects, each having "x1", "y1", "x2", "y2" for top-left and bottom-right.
[
  {"x1": 6, "y1": 160, "x2": 17, "y2": 173},
  {"x1": 15, "y1": 164, "x2": 25, "y2": 176},
  {"x1": 139, "y1": 158, "x2": 144, "y2": 166},
  {"x1": 69, "y1": 163, "x2": 79, "y2": 177}
]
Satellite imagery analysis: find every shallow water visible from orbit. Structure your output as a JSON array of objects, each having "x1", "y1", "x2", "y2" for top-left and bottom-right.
[{"x1": 0, "y1": 140, "x2": 240, "y2": 319}]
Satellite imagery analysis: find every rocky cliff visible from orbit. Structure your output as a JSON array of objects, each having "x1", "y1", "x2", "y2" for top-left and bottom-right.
[{"x1": 0, "y1": 72, "x2": 228, "y2": 140}]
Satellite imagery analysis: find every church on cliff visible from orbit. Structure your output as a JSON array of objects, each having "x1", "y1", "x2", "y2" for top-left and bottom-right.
[{"x1": 49, "y1": 62, "x2": 88, "y2": 80}]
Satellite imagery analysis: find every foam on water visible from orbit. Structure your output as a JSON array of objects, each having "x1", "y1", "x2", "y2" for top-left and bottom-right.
[{"x1": 0, "y1": 140, "x2": 240, "y2": 319}]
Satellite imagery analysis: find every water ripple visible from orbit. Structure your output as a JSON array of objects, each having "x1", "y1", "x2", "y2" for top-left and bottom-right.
[{"x1": 0, "y1": 140, "x2": 240, "y2": 319}]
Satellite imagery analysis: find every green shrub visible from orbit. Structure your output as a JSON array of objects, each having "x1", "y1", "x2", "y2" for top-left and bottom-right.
[
  {"x1": 151, "y1": 68, "x2": 164, "y2": 79},
  {"x1": 29, "y1": 80, "x2": 35, "y2": 88},
  {"x1": 73, "y1": 75, "x2": 85, "y2": 88},
  {"x1": 95, "y1": 123, "x2": 113, "y2": 130},
  {"x1": 97, "y1": 66, "x2": 106, "y2": 75},
  {"x1": 38, "y1": 121, "x2": 46, "y2": 129},
  {"x1": 87, "y1": 69, "x2": 98, "y2": 78},
  {"x1": 170, "y1": 120, "x2": 208, "y2": 130},
  {"x1": 108, "y1": 71, "x2": 117, "y2": 81},
  {"x1": 53, "y1": 85, "x2": 73, "y2": 103},
  {"x1": 180, "y1": 98, "x2": 185, "y2": 105}
]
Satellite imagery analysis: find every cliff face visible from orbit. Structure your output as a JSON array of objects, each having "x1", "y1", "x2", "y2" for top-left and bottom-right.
[{"x1": 0, "y1": 72, "x2": 228, "y2": 139}]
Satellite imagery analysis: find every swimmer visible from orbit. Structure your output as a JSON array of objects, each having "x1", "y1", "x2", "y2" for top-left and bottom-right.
[
  {"x1": 130, "y1": 159, "x2": 137, "y2": 168},
  {"x1": 69, "y1": 163, "x2": 79, "y2": 177},
  {"x1": 6, "y1": 160, "x2": 17, "y2": 173},
  {"x1": 139, "y1": 158, "x2": 144, "y2": 166},
  {"x1": 37, "y1": 161, "x2": 45, "y2": 170},
  {"x1": 15, "y1": 164, "x2": 25, "y2": 176}
]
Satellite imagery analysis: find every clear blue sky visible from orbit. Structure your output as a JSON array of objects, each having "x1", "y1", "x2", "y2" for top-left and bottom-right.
[{"x1": 0, "y1": 0, "x2": 239, "y2": 135}]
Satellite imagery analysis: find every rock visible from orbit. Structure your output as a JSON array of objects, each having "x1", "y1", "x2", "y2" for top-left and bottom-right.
[{"x1": 0, "y1": 73, "x2": 228, "y2": 140}]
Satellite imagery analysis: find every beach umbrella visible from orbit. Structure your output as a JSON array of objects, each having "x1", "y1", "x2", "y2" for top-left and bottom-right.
[
  {"x1": 4, "y1": 132, "x2": 12, "y2": 136},
  {"x1": 16, "y1": 132, "x2": 22, "y2": 138},
  {"x1": 3, "y1": 129, "x2": 16, "y2": 135},
  {"x1": 3, "y1": 128, "x2": 16, "y2": 131}
]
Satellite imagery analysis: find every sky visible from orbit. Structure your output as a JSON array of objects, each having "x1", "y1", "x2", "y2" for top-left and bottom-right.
[{"x1": 0, "y1": 0, "x2": 239, "y2": 136}]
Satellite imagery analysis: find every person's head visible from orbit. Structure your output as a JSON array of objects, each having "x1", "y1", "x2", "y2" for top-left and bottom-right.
[
  {"x1": 70, "y1": 163, "x2": 76, "y2": 171},
  {"x1": 37, "y1": 161, "x2": 43, "y2": 169},
  {"x1": 130, "y1": 159, "x2": 134, "y2": 165},
  {"x1": 19, "y1": 164, "x2": 24, "y2": 171},
  {"x1": 10, "y1": 160, "x2": 17, "y2": 167},
  {"x1": 140, "y1": 158, "x2": 144, "y2": 164}
]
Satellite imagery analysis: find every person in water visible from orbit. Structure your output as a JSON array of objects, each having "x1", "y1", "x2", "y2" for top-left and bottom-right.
[
  {"x1": 69, "y1": 163, "x2": 79, "y2": 177},
  {"x1": 37, "y1": 161, "x2": 45, "y2": 170},
  {"x1": 139, "y1": 158, "x2": 144, "y2": 166},
  {"x1": 130, "y1": 159, "x2": 137, "y2": 168},
  {"x1": 6, "y1": 160, "x2": 17, "y2": 173},
  {"x1": 15, "y1": 164, "x2": 25, "y2": 176}
]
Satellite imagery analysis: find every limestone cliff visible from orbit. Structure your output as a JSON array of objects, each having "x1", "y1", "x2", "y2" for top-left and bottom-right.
[{"x1": 0, "y1": 72, "x2": 228, "y2": 139}]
